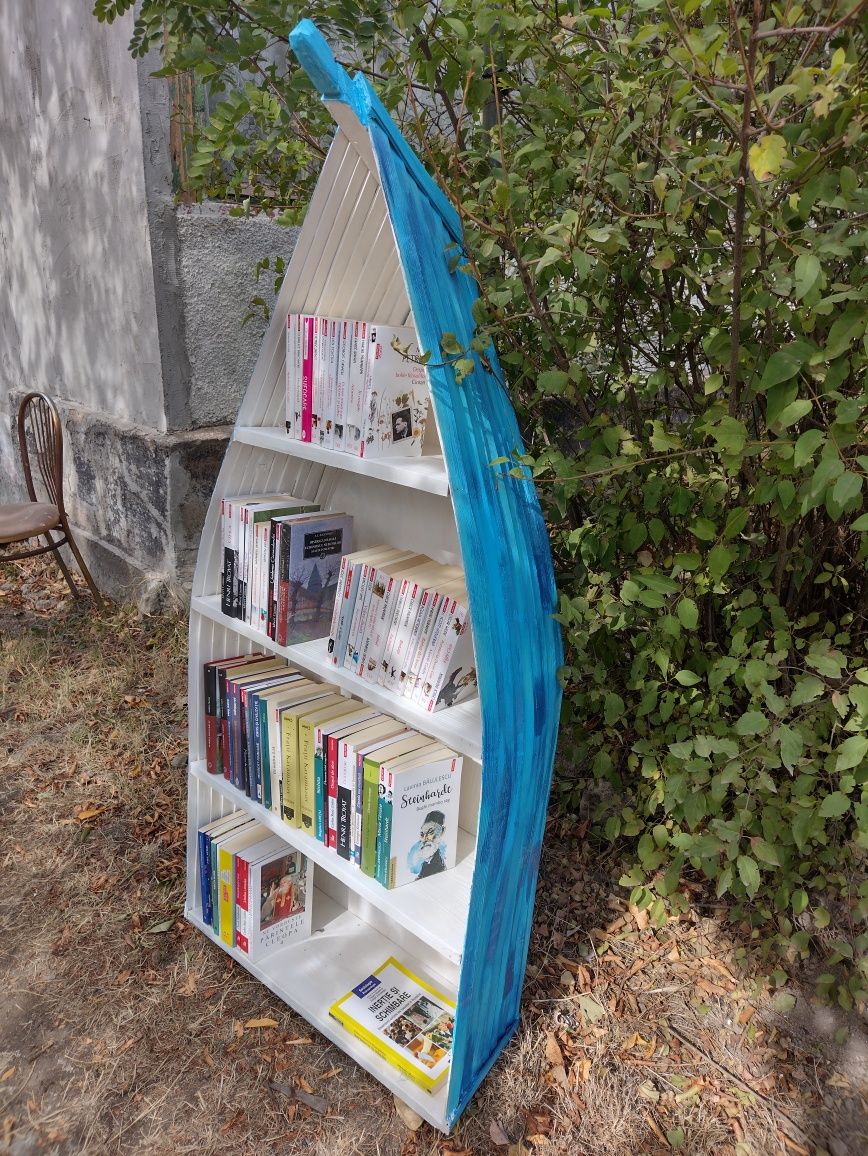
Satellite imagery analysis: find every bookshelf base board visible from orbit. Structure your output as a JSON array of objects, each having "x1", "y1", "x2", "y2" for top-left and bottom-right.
[{"x1": 185, "y1": 897, "x2": 453, "y2": 1131}]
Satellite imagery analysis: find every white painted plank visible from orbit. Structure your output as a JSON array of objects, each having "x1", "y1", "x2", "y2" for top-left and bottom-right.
[{"x1": 233, "y1": 427, "x2": 449, "y2": 495}]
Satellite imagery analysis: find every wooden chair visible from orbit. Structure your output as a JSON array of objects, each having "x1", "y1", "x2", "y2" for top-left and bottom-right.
[{"x1": 0, "y1": 392, "x2": 104, "y2": 608}]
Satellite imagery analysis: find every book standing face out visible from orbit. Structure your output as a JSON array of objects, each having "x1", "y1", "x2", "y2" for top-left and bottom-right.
[{"x1": 329, "y1": 958, "x2": 455, "y2": 1091}]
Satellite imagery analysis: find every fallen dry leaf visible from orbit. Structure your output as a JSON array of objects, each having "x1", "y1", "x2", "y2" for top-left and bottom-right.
[
  {"x1": 544, "y1": 1032, "x2": 563, "y2": 1068},
  {"x1": 244, "y1": 1017, "x2": 279, "y2": 1030},
  {"x1": 76, "y1": 806, "x2": 109, "y2": 822},
  {"x1": 0, "y1": 1068, "x2": 15, "y2": 1083},
  {"x1": 490, "y1": 1119, "x2": 511, "y2": 1146},
  {"x1": 394, "y1": 1095, "x2": 424, "y2": 1131}
]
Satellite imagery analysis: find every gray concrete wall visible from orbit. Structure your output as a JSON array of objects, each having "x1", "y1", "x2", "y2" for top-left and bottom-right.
[
  {"x1": 176, "y1": 203, "x2": 299, "y2": 426},
  {"x1": 0, "y1": 1, "x2": 165, "y2": 432},
  {"x1": 0, "y1": 2, "x2": 297, "y2": 602}
]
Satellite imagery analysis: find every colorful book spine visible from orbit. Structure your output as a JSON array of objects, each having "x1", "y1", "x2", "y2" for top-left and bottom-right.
[{"x1": 300, "y1": 314, "x2": 314, "y2": 443}]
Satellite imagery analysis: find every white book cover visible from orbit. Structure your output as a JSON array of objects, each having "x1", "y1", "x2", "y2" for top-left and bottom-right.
[
  {"x1": 320, "y1": 317, "x2": 340, "y2": 450},
  {"x1": 345, "y1": 320, "x2": 369, "y2": 455},
  {"x1": 423, "y1": 597, "x2": 477, "y2": 712},
  {"x1": 236, "y1": 839, "x2": 312, "y2": 961},
  {"x1": 358, "y1": 555, "x2": 427, "y2": 683},
  {"x1": 334, "y1": 546, "x2": 408, "y2": 668},
  {"x1": 333, "y1": 318, "x2": 351, "y2": 451},
  {"x1": 385, "y1": 747, "x2": 463, "y2": 889},
  {"x1": 285, "y1": 313, "x2": 296, "y2": 437},
  {"x1": 411, "y1": 588, "x2": 461, "y2": 705},
  {"x1": 359, "y1": 325, "x2": 430, "y2": 460}
]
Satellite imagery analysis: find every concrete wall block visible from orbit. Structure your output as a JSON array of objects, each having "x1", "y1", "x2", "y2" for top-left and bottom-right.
[{"x1": 176, "y1": 202, "x2": 299, "y2": 427}]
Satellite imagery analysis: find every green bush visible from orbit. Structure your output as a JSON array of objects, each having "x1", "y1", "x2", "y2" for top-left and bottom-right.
[{"x1": 96, "y1": 0, "x2": 867, "y2": 996}]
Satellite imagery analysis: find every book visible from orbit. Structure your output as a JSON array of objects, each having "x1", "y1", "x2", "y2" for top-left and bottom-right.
[
  {"x1": 422, "y1": 593, "x2": 477, "y2": 713},
  {"x1": 197, "y1": 811, "x2": 250, "y2": 924},
  {"x1": 262, "y1": 679, "x2": 329, "y2": 817},
  {"x1": 313, "y1": 702, "x2": 379, "y2": 842},
  {"x1": 329, "y1": 958, "x2": 455, "y2": 1091},
  {"x1": 360, "y1": 733, "x2": 430, "y2": 878},
  {"x1": 223, "y1": 659, "x2": 288, "y2": 785},
  {"x1": 379, "y1": 562, "x2": 462, "y2": 691},
  {"x1": 279, "y1": 684, "x2": 339, "y2": 828},
  {"x1": 352, "y1": 728, "x2": 412, "y2": 865},
  {"x1": 235, "y1": 836, "x2": 312, "y2": 960},
  {"x1": 279, "y1": 512, "x2": 353, "y2": 647},
  {"x1": 203, "y1": 653, "x2": 266, "y2": 774},
  {"x1": 334, "y1": 546, "x2": 407, "y2": 668},
  {"x1": 357, "y1": 554, "x2": 430, "y2": 683},
  {"x1": 359, "y1": 325, "x2": 430, "y2": 460},
  {"x1": 297, "y1": 694, "x2": 349, "y2": 834},
  {"x1": 214, "y1": 820, "x2": 266, "y2": 945},
  {"x1": 344, "y1": 319, "x2": 370, "y2": 456},
  {"x1": 381, "y1": 746, "x2": 463, "y2": 889},
  {"x1": 336, "y1": 717, "x2": 406, "y2": 860}
]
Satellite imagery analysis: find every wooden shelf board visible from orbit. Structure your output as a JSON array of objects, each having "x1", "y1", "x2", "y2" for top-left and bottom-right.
[
  {"x1": 233, "y1": 427, "x2": 450, "y2": 497},
  {"x1": 190, "y1": 759, "x2": 472, "y2": 964},
  {"x1": 186, "y1": 895, "x2": 452, "y2": 1131},
  {"x1": 191, "y1": 594, "x2": 483, "y2": 761}
]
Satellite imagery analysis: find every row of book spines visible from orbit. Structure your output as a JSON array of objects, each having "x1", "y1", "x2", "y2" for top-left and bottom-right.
[
  {"x1": 326, "y1": 547, "x2": 473, "y2": 713},
  {"x1": 197, "y1": 817, "x2": 284, "y2": 953},
  {"x1": 218, "y1": 494, "x2": 322, "y2": 631},
  {"x1": 203, "y1": 654, "x2": 383, "y2": 851},
  {"x1": 286, "y1": 314, "x2": 366, "y2": 453},
  {"x1": 203, "y1": 657, "x2": 458, "y2": 890}
]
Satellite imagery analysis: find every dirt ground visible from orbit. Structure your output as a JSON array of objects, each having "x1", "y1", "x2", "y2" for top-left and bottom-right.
[{"x1": 0, "y1": 558, "x2": 865, "y2": 1156}]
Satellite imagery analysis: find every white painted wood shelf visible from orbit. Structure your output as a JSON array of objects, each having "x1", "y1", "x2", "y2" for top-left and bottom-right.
[
  {"x1": 185, "y1": 893, "x2": 453, "y2": 1129},
  {"x1": 190, "y1": 759, "x2": 473, "y2": 964},
  {"x1": 190, "y1": 595, "x2": 483, "y2": 762},
  {"x1": 233, "y1": 426, "x2": 450, "y2": 496}
]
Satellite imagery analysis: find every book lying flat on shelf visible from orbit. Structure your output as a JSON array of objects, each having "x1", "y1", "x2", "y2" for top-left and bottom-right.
[
  {"x1": 329, "y1": 957, "x2": 455, "y2": 1091},
  {"x1": 235, "y1": 835, "x2": 312, "y2": 960}
]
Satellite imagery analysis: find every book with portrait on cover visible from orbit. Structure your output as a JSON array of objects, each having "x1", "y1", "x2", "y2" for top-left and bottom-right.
[{"x1": 328, "y1": 957, "x2": 455, "y2": 1091}]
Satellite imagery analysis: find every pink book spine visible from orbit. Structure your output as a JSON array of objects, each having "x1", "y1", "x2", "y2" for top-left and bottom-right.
[{"x1": 301, "y1": 315, "x2": 314, "y2": 442}]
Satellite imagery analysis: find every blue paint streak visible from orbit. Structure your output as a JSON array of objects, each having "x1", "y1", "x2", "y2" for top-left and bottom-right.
[{"x1": 289, "y1": 20, "x2": 563, "y2": 1129}]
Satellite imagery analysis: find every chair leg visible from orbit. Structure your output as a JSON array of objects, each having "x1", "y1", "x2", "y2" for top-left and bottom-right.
[
  {"x1": 42, "y1": 533, "x2": 81, "y2": 601},
  {"x1": 62, "y1": 529, "x2": 105, "y2": 610}
]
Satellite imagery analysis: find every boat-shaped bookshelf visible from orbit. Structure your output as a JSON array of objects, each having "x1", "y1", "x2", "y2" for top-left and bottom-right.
[{"x1": 186, "y1": 20, "x2": 562, "y2": 1132}]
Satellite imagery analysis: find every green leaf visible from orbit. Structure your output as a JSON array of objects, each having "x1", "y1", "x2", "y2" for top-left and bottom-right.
[
  {"x1": 793, "y1": 429, "x2": 825, "y2": 468},
  {"x1": 818, "y1": 793, "x2": 850, "y2": 819},
  {"x1": 759, "y1": 346, "x2": 806, "y2": 390},
  {"x1": 748, "y1": 133, "x2": 787, "y2": 181},
  {"x1": 538, "y1": 369, "x2": 569, "y2": 394},
  {"x1": 735, "y1": 710, "x2": 768, "y2": 736},
  {"x1": 835, "y1": 736, "x2": 868, "y2": 773},
  {"x1": 677, "y1": 598, "x2": 699, "y2": 630},
  {"x1": 707, "y1": 544, "x2": 734, "y2": 581},
  {"x1": 604, "y1": 693, "x2": 626, "y2": 724},
  {"x1": 773, "y1": 399, "x2": 813, "y2": 429},
  {"x1": 666, "y1": 1127, "x2": 685, "y2": 1150},
  {"x1": 826, "y1": 308, "x2": 866, "y2": 359},
  {"x1": 779, "y1": 725, "x2": 803, "y2": 769},
  {"x1": 773, "y1": 992, "x2": 796, "y2": 1013},
  {"x1": 831, "y1": 472, "x2": 863, "y2": 510},
  {"x1": 851, "y1": 513, "x2": 868, "y2": 531},
  {"x1": 674, "y1": 669, "x2": 701, "y2": 686},
  {"x1": 737, "y1": 855, "x2": 761, "y2": 897},
  {"x1": 793, "y1": 253, "x2": 821, "y2": 300},
  {"x1": 791, "y1": 675, "x2": 825, "y2": 706},
  {"x1": 577, "y1": 994, "x2": 605, "y2": 1023},
  {"x1": 792, "y1": 889, "x2": 809, "y2": 916},
  {"x1": 753, "y1": 839, "x2": 781, "y2": 866}
]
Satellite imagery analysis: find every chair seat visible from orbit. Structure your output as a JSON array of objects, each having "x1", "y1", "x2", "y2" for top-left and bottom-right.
[{"x1": 0, "y1": 502, "x2": 61, "y2": 544}]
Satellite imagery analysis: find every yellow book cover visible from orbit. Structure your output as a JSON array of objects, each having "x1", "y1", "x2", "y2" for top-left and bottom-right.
[
  {"x1": 280, "y1": 685, "x2": 338, "y2": 827},
  {"x1": 329, "y1": 957, "x2": 455, "y2": 1092},
  {"x1": 215, "y1": 823, "x2": 268, "y2": 947},
  {"x1": 298, "y1": 694, "x2": 347, "y2": 834}
]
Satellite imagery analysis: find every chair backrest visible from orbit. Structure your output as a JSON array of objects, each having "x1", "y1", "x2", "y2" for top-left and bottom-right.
[{"x1": 17, "y1": 393, "x2": 65, "y2": 513}]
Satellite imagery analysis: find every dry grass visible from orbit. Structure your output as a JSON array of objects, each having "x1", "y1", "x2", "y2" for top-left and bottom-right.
[{"x1": 0, "y1": 557, "x2": 865, "y2": 1156}]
